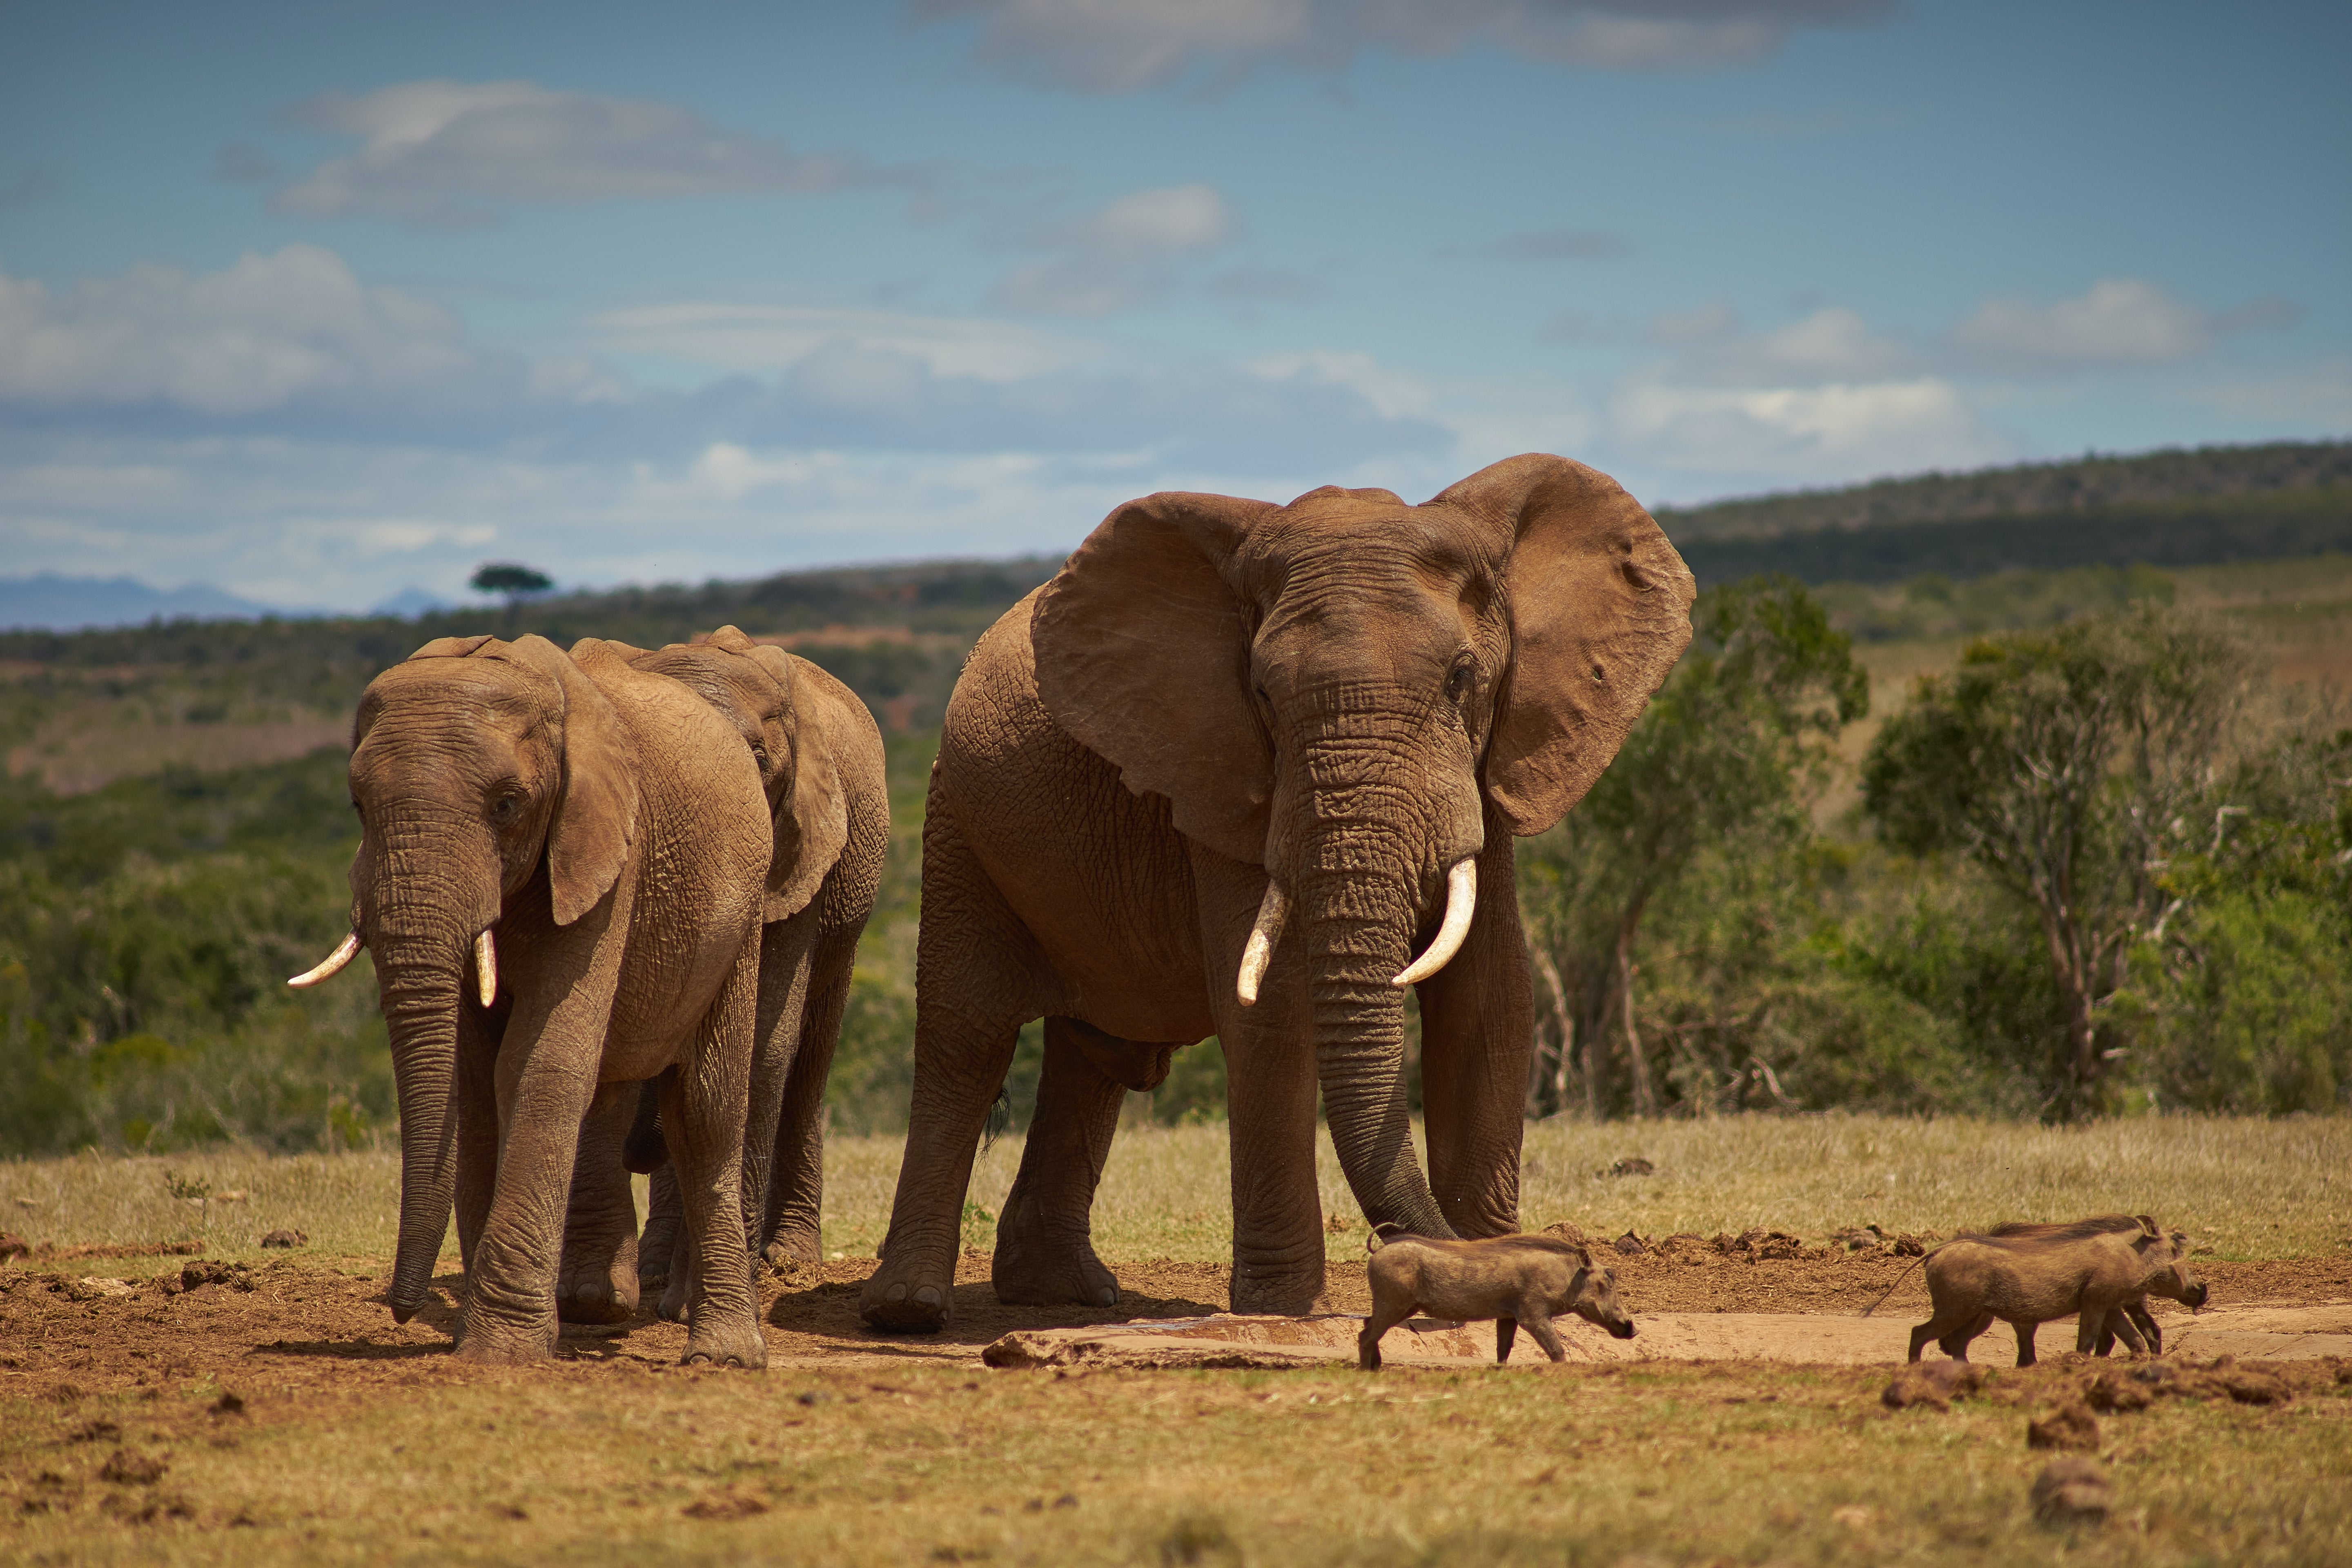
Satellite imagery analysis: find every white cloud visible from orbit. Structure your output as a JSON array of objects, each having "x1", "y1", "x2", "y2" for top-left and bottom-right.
[
  {"x1": 990, "y1": 182, "x2": 1235, "y2": 316},
  {"x1": 0, "y1": 245, "x2": 497, "y2": 416},
  {"x1": 590, "y1": 300, "x2": 1098, "y2": 382},
  {"x1": 1635, "y1": 301, "x2": 1918, "y2": 385},
  {"x1": 1610, "y1": 374, "x2": 2006, "y2": 483},
  {"x1": 916, "y1": 0, "x2": 1892, "y2": 91},
  {"x1": 273, "y1": 79, "x2": 911, "y2": 228},
  {"x1": 1952, "y1": 277, "x2": 2216, "y2": 371}
]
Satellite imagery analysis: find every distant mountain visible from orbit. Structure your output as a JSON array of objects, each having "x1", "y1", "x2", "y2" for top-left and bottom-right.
[
  {"x1": 0, "y1": 573, "x2": 283, "y2": 632},
  {"x1": 368, "y1": 587, "x2": 454, "y2": 619}
]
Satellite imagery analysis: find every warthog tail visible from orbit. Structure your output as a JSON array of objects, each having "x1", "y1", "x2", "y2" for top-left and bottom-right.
[
  {"x1": 1366, "y1": 1222, "x2": 1412, "y2": 1255},
  {"x1": 1862, "y1": 1248, "x2": 1944, "y2": 1318}
]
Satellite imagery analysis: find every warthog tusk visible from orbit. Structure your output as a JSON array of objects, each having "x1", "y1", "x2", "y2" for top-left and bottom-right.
[
  {"x1": 1235, "y1": 880, "x2": 1290, "y2": 1007},
  {"x1": 1393, "y1": 859, "x2": 1477, "y2": 988},
  {"x1": 474, "y1": 930, "x2": 497, "y2": 1007},
  {"x1": 287, "y1": 930, "x2": 363, "y2": 988}
]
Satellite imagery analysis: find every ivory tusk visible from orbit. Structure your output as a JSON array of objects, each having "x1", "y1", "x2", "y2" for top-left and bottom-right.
[
  {"x1": 287, "y1": 930, "x2": 363, "y2": 988},
  {"x1": 1393, "y1": 859, "x2": 1478, "y2": 988},
  {"x1": 1235, "y1": 880, "x2": 1290, "y2": 1007},
  {"x1": 474, "y1": 930, "x2": 497, "y2": 1008}
]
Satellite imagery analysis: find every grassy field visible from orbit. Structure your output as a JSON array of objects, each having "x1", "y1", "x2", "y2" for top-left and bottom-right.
[{"x1": 5, "y1": 1113, "x2": 2344, "y2": 1271}]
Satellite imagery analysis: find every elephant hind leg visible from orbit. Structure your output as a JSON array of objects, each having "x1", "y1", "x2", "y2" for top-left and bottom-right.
[
  {"x1": 555, "y1": 1082, "x2": 641, "y2": 1325},
  {"x1": 992, "y1": 1018, "x2": 1174, "y2": 1309},
  {"x1": 664, "y1": 944, "x2": 768, "y2": 1370},
  {"x1": 762, "y1": 924, "x2": 862, "y2": 1268}
]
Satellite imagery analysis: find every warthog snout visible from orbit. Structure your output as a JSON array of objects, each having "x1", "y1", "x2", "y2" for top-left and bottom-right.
[{"x1": 2181, "y1": 1281, "x2": 2210, "y2": 1312}]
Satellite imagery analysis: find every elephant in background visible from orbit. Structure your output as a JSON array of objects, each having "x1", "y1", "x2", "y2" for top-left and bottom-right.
[
  {"x1": 290, "y1": 633, "x2": 771, "y2": 1366},
  {"x1": 552, "y1": 626, "x2": 887, "y2": 1325},
  {"x1": 861, "y1": 454, "x2": 1695, "y2": 1332}
]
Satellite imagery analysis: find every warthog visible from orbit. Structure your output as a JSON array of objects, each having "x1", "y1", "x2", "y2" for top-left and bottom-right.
[
  {"x1": 1357, "y1": 1225, "x2": 1636, "y2": 1370},
  {"x1": 1978, "y1": 1218, "x2": 2210, "y2": 1356},
  {"x1": 1869, "y1": 1214, "x2": 2200, "y2": 1367}
]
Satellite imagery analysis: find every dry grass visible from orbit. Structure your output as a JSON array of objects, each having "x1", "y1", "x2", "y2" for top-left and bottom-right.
[
  {"x1": 7, "y1": 1114, "x2": 2342, "y2": 1272},
  {"x1": 2, "y1": 1345, "x2": 2345, "y2": 1565}
]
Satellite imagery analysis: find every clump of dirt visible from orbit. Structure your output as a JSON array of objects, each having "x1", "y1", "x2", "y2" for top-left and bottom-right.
[
  {"x1": 260, "y1": 1230, "x2": 307, "y2": 1250},
  {"x1": 1600, "y1": 1158, "x2": 1655, "y2": 1178},
  {"x1": 2031, "y1": 1456, "x2": 2112, "y2": 1527},
  {"x1": 1882, "y1": 1360, "x2": 1984, "y2": 1410},
  {"x1": 154, "y1": 1260, "x2": 257, "y2": 1296},
  {"x1": 2026, "y1": 1402, "x2": 2101, "y2": 1451}
]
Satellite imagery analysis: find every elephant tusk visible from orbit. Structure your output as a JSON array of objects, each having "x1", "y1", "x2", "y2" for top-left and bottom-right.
[
  {"x1": 1393, "y1": 859, "x2": 1478, "y2": 989},
  {"x1": 1235, "y1": 879, "x2": 1290, "y2": 1007},
  {"x1": 287, "y1": 930, "x2": 363, "y2": 988},
  {"x1": 474, "y1": 930, "x2": 498, "y2": 1008}
]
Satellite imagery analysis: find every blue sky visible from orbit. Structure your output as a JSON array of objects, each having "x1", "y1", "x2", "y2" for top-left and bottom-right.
[{"x1": 2, "y1": 0, "x2": 2345, "y2": 612}]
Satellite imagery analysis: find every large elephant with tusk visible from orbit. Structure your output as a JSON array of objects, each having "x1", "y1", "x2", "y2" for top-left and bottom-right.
[
  {"x1": 291, "y1": 632, "x2": 773, "y2": 1367},
  {"x1": 860, "y1": 454, "x2": 1695, "y2": 1332}
]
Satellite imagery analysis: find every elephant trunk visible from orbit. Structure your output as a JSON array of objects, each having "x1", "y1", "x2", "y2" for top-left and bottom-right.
[
  {"x1": 363, "y1": 849, "x2": 499, "y2": 1325},
  {"x1": 1298, "y1": 814, "x2": 1454, "y2": 1239}
]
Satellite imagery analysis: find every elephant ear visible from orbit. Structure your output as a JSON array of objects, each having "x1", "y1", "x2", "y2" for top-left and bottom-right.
[
  {"x1": 757, "y1": 649, "x2": 852, "y2": 922},
  {"x1": 1031, "y1": 491, "x2": 1279, "y2": 866},
  {"x1": 503, "y1": 636, "x2": 642, "y2": 926},
  {"x1": 1436, "y1": 454, "x2": 1696, "y2": 837}
]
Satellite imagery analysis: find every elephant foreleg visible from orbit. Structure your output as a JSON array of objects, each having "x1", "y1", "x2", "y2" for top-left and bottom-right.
[
  {"x1": 763, "y1": 923, "x2": 860, "y2": 1267},
  {"x1": 555, "y1": 1083, "x2": 641, "y2": 1325},
  {"x1": 993, "y1": 1018, "x2": 1173, "y2": 1308},
  {"x1": 1412, "y1": 808, "x2": 1531, "y2": 1239},
  {"x1": 453, "y1": 993, "x2": 505, "y2": 1286},
  {"x1": 661, "y1": 940, "x2": 767, "y2": 1369}
]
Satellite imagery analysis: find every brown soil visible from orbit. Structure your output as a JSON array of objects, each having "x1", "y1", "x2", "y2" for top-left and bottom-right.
[{"x1": 1, "y1": 1247, "x2": 2343, "y2": 1410}]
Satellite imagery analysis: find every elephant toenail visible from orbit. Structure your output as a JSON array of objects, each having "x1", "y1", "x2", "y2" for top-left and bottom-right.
[
  {"x1": 1096, "y1": 1288, "x2": 1116, "y2": 1306},
  {"x1": 884, "y1": 1283, "x2": 908, "y2": 1303},
  {"x1": 914, "y1": 1286, "x2": 942, "y2": 1307}
]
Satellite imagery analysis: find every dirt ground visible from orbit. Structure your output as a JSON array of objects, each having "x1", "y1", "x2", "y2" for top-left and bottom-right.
[{"x1": 2, "y1": 1242, "x2": 2346, "y2": 1404}]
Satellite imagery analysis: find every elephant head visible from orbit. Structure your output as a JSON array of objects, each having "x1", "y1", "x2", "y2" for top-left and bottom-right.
[
  {"x1": 1030, "y1": 453, "x2": 1693, "y2": 1231},
  {"x1": 292, "y1": 633, "x2": 640, "y2": 1321},
  {"x1": 595, "y1": 625, "x2": 850, "y2": 923}
]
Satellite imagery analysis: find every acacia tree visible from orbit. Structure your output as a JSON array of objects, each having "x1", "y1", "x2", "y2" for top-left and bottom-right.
[
  {"x1": 469, "y1": 561, "x2": 554, "y2": 629},
  {"x1": 1862, "y1": 607, "x2": 2249, "y2": 1119},
  {"x1": 1518, "y1": 575, "x2": 1867, "y2": 1118}
]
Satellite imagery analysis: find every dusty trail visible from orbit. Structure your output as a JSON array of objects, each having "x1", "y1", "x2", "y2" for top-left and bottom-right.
[{"x1": 1, "y1": 1246, "x2": 2345, "y2": 1402}]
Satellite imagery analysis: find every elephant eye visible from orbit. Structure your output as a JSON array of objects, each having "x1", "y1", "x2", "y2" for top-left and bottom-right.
[
  {"x1": 490, "y1": 792, "x2": 525, "y2": 824},
  {"x1": 1444, "y1": 662, "x2": 1475, "y2": 704}
]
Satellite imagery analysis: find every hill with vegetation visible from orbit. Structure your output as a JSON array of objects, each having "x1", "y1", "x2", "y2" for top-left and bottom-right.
[{"x1": 3, "y1": 438, "x2": 2349, "y2": 1157}]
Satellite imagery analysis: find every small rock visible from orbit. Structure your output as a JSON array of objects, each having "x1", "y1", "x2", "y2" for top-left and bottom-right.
[
  {"x1": 1882, "y1": 1361, "x2": 1984, "y2": 1411},
  {"x1": 1612, "y1": 1232, "x2": 1646, "y2": 1256},
  {"x1": 258, "y1": 1229, "x2": 306, "y2": 1250},
  {"x1": 68, "y1": 1277, "x2": 137, "y2": 1301},
  {"x1": 1323, "y1": 1213, "x2": 1355, "y2": 1234},
  {"x1": 2027, "y1": 1402, "x2": 2102, "y2": 1452},
  {"x1": 212, "y1": 1391, "x2": 246, "y2": 1417},
  {"x1": 97, "y1": 1450, "x2": 167, "y2": 1487},
  {"x1": 2030, "y1": 1456, "x2": 2112, "y2": 1527}
]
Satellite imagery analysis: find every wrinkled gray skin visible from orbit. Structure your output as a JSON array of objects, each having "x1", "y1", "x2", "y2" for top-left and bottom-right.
[
  {"x1": 549, "y1": 627, "x2": 887, "y2": 1326},
  {"x1": 1357, "y1": 1227, "x2": 1636, "y2": 1369},
  {"x1": 339, "y1": 634, "x2": 770, "y2": 1366},
  {"x1": 860, "y1": 454, "x2": 1695, "y2": 1332}
]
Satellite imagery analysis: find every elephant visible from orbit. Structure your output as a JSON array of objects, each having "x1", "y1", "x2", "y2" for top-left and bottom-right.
[
  {"x1": 288, "y1": 632, "x2": 773, "y2": 1367},
  {"x1": 859, "y1": 453, "x2": 1694, "y2": 1332},
  {"x1": 550, "y1": 626, "x2": 887, "y2": 1325}
]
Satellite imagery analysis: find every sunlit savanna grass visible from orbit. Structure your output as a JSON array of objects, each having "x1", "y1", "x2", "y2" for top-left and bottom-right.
[{"x1": 3, "y1": 1113, "x2": 2342, "y2": 1270}]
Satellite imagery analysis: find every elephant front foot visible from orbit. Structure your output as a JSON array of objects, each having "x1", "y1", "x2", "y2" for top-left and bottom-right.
[
  {"x1": 860, "y1": 1253, "x2": 954, "y2": 1334},
  {"x1": 450, "y1": 1317, "x2": 558, "y2": 1366},
  {"x1": 1229, "y1": 1258, "x2": 1325, "y2": 1318},
  {"x1": 760, "y1": 1225, "x2": 823, "y2": 1272},
  {"x1": 555, "y1": 1264, "x2": 639, "y2": 1325},
  {"x1": 681, "y1": 1320, "x2": 769, "y2": 1370},
  {"x1": 991, "y1": 1198, "x2": 1118, "y2": 1309}
]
